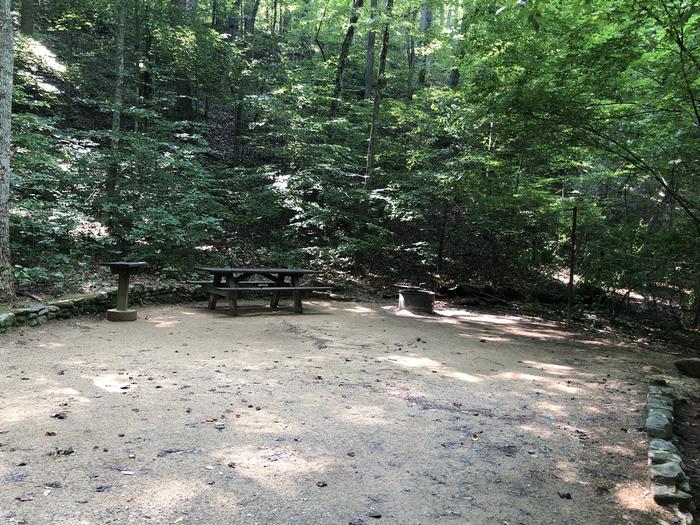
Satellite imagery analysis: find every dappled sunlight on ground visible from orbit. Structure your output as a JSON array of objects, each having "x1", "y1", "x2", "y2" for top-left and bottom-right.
[
  {"x1": 340, "y1": 403, "x2": 392, "y2": 426},
  {"x1": 601, "y1": 444, "x2": 636, "y2": 458},
  {"x1": 146, "y1": 316, "x2": 183, "y2": 328},
  {"x1": 493, "y1": 371, "x2": 581, "y2": 394},
  {"x1": 0, "y1": 301, "x2": 675, "y2": 524},
  {"x1": 535, "y1": 401, "x2": 567, "y2": 417},
  {"x1": 555, "y1": 459, "x2": 580, "y2": 483},
  {"x1": 211, "y1": 445, "x2": 332, "y2": 491},
  {"x1": 93, "y1": 373, "x2": 132, "y2": 393},
  {"x1": 125, "y1": 478, "x2": 203, "y2": 516},
  {"x1": 381, "y1": 354, "x2": 482, "y2": 383},
  {"x1": 343, "y1": 305, "x2": 377, "y2": 314},
  {"x1": 435, "y1": 308, "x2": 522, "y2": 325},
  {"x1": 615, "y1": 481, "x2": 655, "y2": 512},
  {"x1": 36, "y1": 341, "x2": 66, "y2": 349},
  {"x1": 519, "y1": 424, "x2": 556, "y2": 439}
]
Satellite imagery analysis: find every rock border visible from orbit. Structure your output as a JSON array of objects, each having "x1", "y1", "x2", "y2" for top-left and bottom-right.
[
  {"x1": 0, "y1": 283, "x2": 207, "y2": 332},
  {"x1": 645, "y1": 377, "x2": 695, "y2": 524}
]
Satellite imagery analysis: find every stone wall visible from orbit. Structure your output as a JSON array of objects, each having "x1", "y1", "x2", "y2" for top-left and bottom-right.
[
  {"x1": 645, "y1": 377, "x2": 695, "y2": 524},
  {"x1": 0, "y1": 284, "x2": 207, "y2": 332}
]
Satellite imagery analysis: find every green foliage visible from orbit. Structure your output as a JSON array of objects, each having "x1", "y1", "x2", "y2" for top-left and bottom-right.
[{"x1": 6, "y1": 0, "x2": 699, "y2": 327}]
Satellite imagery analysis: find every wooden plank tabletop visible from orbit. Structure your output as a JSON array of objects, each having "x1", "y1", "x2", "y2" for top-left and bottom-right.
[{"x1": 195, "y1": 267, "x2": 321, "y2": 274}]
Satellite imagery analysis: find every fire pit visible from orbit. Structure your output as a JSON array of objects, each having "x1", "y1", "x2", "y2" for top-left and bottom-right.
[{"x1": 396, "y1": 285, "x2": 435, "y2": 314}]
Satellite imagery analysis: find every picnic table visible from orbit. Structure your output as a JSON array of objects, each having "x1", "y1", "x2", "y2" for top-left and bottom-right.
[{"x1": 192, "y1": 267, "x2": 333, "y2": 316}]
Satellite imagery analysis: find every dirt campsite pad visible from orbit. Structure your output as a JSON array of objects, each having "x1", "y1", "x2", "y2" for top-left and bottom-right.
[{"x1": 0, "y1": 300, "x2": 680, "y2": 524}]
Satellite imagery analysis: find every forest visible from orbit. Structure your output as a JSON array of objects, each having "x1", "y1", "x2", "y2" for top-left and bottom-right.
[{"x1": 0, "y1": 0, "x2": 698, "y2": 329}]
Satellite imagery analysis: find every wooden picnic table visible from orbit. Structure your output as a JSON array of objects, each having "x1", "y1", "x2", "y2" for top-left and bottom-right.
[{"x1": 193, "y1": 267, "x2": 331, "y2": 315}]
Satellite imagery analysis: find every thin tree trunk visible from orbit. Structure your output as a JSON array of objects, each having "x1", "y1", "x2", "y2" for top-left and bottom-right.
[
  {"x1": 436, "y1": 200, "x2": 449, "y2": 275},
  {"x1": 0, "y1": 0, "x2": 14, "y2": 301},
  {"x1": 105, "y1": 0, "x2": 127, "y2": 214},
  {"x1": 330, "y1": 0, "x2": 364, "y2": 113},
  {"x1": 364, "y1": 0, "x2": 393, "y2": 189},
  {"x1": 20, "y1": 0, "x2": 33, "y2": 35},
  {"x1": 363, "y1": 0, "x2": 377, "y2": 99},
  {"x1": 272, "y1": 0, "x2": 277, "y2": 33},
  {"x1": 694, "y1": 280, "x2": 700, "y2": 329},
  {"x1": 315, "y1": 0, "x2": 330, "y2": 61},
  {"x1": 134, "y1": 0, "x2": 142, "y2": 132},
  {"x1": 406, "y1": 11, "x2": 416, "y2": 100}
]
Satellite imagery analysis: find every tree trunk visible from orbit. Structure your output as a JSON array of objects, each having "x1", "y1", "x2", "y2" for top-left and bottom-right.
[
  {"x1": 436, "y1": 200, "x2": 449, "y2": 275},
  {"x1": 245, "y1": 0, "x2": 261, "y2": 32},
  {"x1": 105, "y1": 0, "x2": 127, "y2": 214},
  {"x1": 0, "y1": 0, "x2": 14, "y2": 301},
  {"x1": 228, "y1": 0, "x2": 243, "y2": 37},
  {"x1": 330, "y1": 0, "x2": 364, "y2": 113},
  {"x1": 448, "y1": 6, "x2": 469, "y2": 88},
  {"x1": 20, "y1": 0, "x2": 33, "y2": 35},
  {"x1": 364, "y1": 0, "x2": 393, "y2": 189},
  {"x1": 315, "y1": 0, "x2": 330, "y2": 61},
  {"x1": 417, "y1": 5, "x2": 432, "y2": 85},
  {"x1": 272, "y1": 0, "x2": 277, "y2": 33},
  {"x1": 406, "y1": 11, "x2": 416, "y2": 100},
  {"x1": 363, "y1": 0, "x2": 377, "y2": 99}
]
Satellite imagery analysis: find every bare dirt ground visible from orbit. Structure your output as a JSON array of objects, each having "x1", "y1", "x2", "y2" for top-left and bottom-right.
[{"x1": 0, "y1": 300, "x2": 683, "y2": 524}]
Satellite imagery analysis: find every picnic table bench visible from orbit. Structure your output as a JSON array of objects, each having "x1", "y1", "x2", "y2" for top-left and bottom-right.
[{"x1": 191, "y1": 267, "x2": 334, "y2": 316}]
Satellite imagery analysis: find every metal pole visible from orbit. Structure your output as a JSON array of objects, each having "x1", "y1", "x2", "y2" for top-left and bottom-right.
[{"x1": 566, "y1": 206, "x2": 577, "y2": 327}]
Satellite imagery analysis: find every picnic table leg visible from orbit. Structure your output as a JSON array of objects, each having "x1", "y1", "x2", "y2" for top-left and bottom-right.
[
  {"x1": 225, "y1": 274, "x2": 238, "y2": 315},
  {"x1": 208, "y1": 274, "x2": 223, "y2": 310},
  {"x1": 228, "y1": 291, "x2": 239, "y2": 316},
  {"x1": 291, "y1": 275, "x2": 303, "y2": 313},
  {"x1": 293, "y1": 290, "x2": 303, "y2": 313},
  {"x1": 270, "y1": 275, "x2": 284, "y2": 309}
]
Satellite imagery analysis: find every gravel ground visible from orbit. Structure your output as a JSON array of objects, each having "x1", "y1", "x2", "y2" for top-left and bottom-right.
[{"x1": 0, "y1": 300, "x2": 679, "y2": 524}]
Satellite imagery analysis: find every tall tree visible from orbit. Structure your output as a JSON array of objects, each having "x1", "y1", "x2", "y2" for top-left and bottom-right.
[
  {"x1": 330, "y1": 0, "x2": 364, "y2": 113},
  {"x1": 406, "y1": 9, "x2": 417, "y2": 99},
  {"x1": 20, "y1": 0, "x2": 33, "y2": 35},
  {"x1": 0, "y1": 0, "x2": 13, "y2": 301},
  {"x1": 105, "y1": 0, "x2": 128, "y2": 216},
  {"x1": 417, "y1": 4, "x2": 432, "y2": 85},
  {"x1": 364, "y1": 0, "x2": 393, "y2": 188},
  {"x1": 245, "y1": 0, "x2": 262, "y2": 32},
  {"x1": 363, "y1": 0, "x2": 377, "y2": 99}
]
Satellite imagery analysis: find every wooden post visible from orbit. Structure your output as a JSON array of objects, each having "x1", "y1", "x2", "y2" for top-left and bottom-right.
[{"x1": 566, "y1": 206, "x2": 577, "y2": 327}]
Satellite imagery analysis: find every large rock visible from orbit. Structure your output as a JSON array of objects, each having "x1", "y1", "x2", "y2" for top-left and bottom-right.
[
  {"x1": 0, "y1": 311, "x2": 14, "y2": 329},
  {"x1": 646, "y1": 410, "x2": 673, "y2": 439},
  {"x1": 652, "y1": 483, "x2": 692, "y2": 506},
  {"x1": 649, "y1": 439, "x2": 680, "y2": 455},
  {"x1": 647, "y1": 394, "x2": 674, "y2": 412},
  {"x1": 648, "y1": 449, "x2": 683, "y2": 466},
  {"x1": 12, "y1": 303, "x2": 46, "y2": 316},
  {"x1": 674, "y1": 358, "x2": 700, "y2": 378},
  {"x1": 650, "y1": 461, "x2": 685, "y2": 484}
]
